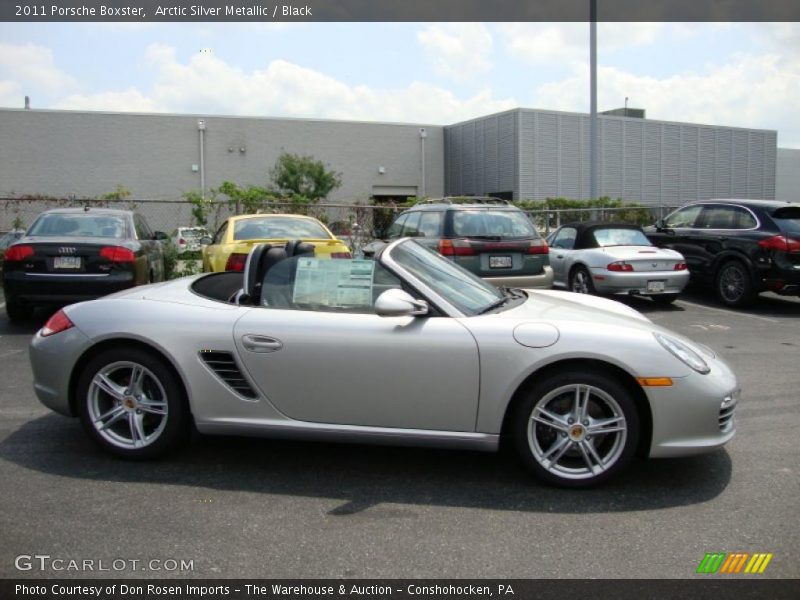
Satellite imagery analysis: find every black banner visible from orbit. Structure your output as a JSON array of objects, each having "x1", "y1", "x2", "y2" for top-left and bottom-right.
[
  {"x1": 1, "y1": 0, "x2": 800, "y2": 23},
  {"x1": 3, "y1": 580, "x2": 799, "y2": 600}
]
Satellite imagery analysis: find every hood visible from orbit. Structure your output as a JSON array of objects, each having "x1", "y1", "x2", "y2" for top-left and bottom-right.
[{"x1": 498, "y1": 289, "x2": 653, "y2": 328}]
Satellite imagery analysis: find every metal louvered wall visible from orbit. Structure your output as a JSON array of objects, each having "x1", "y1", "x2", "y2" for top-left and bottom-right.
[{"x1": 445, "y1": 108, "x2": 777, "y2": 205}]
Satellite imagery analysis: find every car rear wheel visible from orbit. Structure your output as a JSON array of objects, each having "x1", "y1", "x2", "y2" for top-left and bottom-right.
[
  {"x1": 715, "y1": 260, "x2": 755, "y2": 307},
  {"x1": 5, "y1": 294, "x2": 33, "y2": 321},
  {"x1": 512, "y1": 369, "x2": 639, "y2": 487},
  {"x1": 569, "y1": 266, "x2": 595, "y2": 295},
  {"x1": 651, "y1": 294, "x2": 678, "y2": 305},
  {"x1": 77, "y1": 347, "x2": 189, "y2": 459}
]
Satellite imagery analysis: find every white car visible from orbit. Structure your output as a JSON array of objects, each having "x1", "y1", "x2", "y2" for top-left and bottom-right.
[
  {"x1": 171, "y1": 226, "x2": 211, "y2": 254},
  {"x1": 548, "y1": 222, "x2": 690, "y2": 304}
]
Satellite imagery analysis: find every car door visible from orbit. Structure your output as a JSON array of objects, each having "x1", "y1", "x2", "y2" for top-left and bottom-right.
[
  {"x1": 232, "y1": 257, "x2": 480, "y2": 432},
  {"x1": 548, "y1": 226, "x2": 577, "y2": 284},
  {"x1": 135, "y1": 214, "x2": 165, "y2": 281},
  {"x1": 692, "y1": 204, "x2": 759, "y2": 276},
  {"x1": 648, "y1": 204, "x2": 704, "y2": 273}
]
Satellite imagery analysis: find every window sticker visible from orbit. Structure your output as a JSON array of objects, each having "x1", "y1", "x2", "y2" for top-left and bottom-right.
[{"x1": 292, "y1": 258, "x2": 376, "y2": 307}]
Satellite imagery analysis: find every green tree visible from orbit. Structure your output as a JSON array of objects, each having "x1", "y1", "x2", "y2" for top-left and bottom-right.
[
  {"x1": 269, "y1": 152, "x2": 342, "y2": 202},
  {"x1": 214, "y1": 181, "x2": 274, "y2": 215}
]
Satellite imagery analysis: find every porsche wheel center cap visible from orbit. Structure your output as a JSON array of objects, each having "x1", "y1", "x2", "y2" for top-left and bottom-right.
[
  {"x1": 123, "y1": 397, "x2": 137, "y2": 410},
  {"x1": 568, "y1": 424, "x2": 586, "y2": 442}
]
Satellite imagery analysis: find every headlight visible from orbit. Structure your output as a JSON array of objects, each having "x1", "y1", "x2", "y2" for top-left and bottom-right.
[{"x1": 654, "y1": 333, "x2": 710, "y2": 374}]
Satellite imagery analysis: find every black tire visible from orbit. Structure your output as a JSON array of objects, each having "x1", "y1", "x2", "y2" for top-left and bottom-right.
[
  {"x1": 715, "y1": 260, "x2": 756, "y2": 307},
  {"x1": 651, "y1": 294, "x2": 678, "y2": 306},
  {"x1": 511, "y1": 368, "x2": 640, "y2": 488},
  {"x1": 569, "y1": 266, "x2": 596, "y2": 295},
  {"x1": 5, "y1": 294, "x2": 33, "y2": 321},
  {"x1": 76, "y1": 346, "x2": 190, "y2": 459}
]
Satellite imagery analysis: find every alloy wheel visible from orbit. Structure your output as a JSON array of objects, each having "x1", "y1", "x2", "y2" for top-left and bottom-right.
[
  {"x1": 87, "y1": 361, "x2": 169, "y2": 450},
  {"x1": 719, "y1": 264, "x2": 745, "y2": 303},
  {"x1": 527, "y1": 383, "x2": 628, "y2": 480}
]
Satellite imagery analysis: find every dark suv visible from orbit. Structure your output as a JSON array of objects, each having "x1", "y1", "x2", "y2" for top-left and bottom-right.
[
  {"x1": 645, "y1": 199, "x2": 800, "y2": 306},
  {"x1": 379, "y1": 197, "x2": 552, "y2": 289}
]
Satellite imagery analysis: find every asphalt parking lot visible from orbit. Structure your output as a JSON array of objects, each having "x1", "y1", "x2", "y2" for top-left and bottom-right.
[{"x1": 0, "y1": 286, "x2": 798, "y2": 580}]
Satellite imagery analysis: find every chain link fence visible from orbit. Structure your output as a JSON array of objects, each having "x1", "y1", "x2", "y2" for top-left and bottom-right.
[{"x1": 1, "y1": 196, "x2": 679, "y2": 245}]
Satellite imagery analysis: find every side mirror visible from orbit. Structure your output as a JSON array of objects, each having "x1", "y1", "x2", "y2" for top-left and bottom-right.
[
  {"x1": 375, "y1": 288, "x2": 428, "y2": 317},
  {"x1": 200, "y1": 236, "x2": 213, "y2": 245},
  {"x1": 153, "y1": 231, "x2": 168, "y2": 241}
]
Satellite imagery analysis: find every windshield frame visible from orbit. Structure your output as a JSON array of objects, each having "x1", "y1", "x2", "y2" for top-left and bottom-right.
[{"x1": 381, "y1": 238, "x2": 506, "y2": 317}]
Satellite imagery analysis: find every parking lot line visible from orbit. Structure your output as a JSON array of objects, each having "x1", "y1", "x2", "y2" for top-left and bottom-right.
[{"x1": 675, "y1": 299, "x2": 779, "y2": 323}]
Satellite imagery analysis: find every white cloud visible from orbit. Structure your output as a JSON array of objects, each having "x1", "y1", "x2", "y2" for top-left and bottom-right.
[
  {"x1": 0, "y1": 80, "x2": 23, "y2": 108},
  {"x1": 49, "y1": 43, "x2": 516, "y2": 124},
  {"x1": 533, "y1": 52, "x2": 800, "y2": 145},
  {"x1": 0, "y1": 42, "x2": 77, "y2": 93},
  {"x1": 417, "y1": 23, "x2": 493, "y2": 82},
  {"x1": 497, "y1": 23, "x2": 665, "y2": 66},
  {"x1": 57, "y1": 88, "x2": 158, "y2": 113}
]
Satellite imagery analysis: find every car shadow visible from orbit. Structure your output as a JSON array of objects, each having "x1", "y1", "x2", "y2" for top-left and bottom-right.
[{"x1": 0, "y1": 414, "x2": 733, "y2": 515}]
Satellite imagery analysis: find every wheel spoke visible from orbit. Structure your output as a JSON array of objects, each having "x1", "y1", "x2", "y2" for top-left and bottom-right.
[
  {"x1": 542, "y1": 437, "x2": 572, "y2": 470},
  {"x1": 92, "y1": 374, "x2": 125, "y2": 402},
  {"x1": 531, "y1": 407, "x2": 569, "y2": 432},
  {"x1": 129, "y1": 365, "x2": 145, "y2": 395},
  {"x1": 138, "y1": 400, "x2": 167, "y2": 416},
  {"x1": 572, "y1": 385, "x2": 590, "y2": 421},
  {"x1": 96, "y1": 406, "x2": 126, "y2": 430},
  {"x1": 587, "y1": 416, "x2": 625, "y2": 435},
  {"x1": 128, "y1": 412, "x2": 147, "y2": 448},
  {"x1": 578, "y1": 440, "x2": 603, "y2": 474}
]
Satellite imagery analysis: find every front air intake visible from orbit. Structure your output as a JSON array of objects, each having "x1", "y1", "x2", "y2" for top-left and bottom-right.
[{"x1": 199, "y1": 351, "x2": 258, "y2": 399}]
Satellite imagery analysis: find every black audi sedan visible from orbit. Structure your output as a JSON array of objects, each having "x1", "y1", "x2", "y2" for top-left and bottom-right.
[
  {"x1": 645, "y1": 199, "x2": 800, "y2": 306},
  {"x1": 3, "y1": 208, "x2": 167, "y2": 321}
]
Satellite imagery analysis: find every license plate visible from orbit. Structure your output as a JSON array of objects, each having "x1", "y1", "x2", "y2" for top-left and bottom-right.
[
  {"x1": 647, "y1": 280, "x2": 665, "y2": 293},
  {"x1": 54, "y1": 256, "x2": 81, "y2": 269},
  {"x1": 489, "y1": 255, "x2": 512, "y2": 269}
]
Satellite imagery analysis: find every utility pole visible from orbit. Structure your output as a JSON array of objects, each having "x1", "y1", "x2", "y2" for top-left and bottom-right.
[{"x1": 589, "y1": 0, "x2": 598, "y2": 202}]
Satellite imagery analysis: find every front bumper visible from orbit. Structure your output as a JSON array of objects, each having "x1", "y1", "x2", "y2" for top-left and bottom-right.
[
  {"x1": 591, "y1": 268, "x2": 690, "y2": 296},
  {"x1": 646, "y1": 354, "x2": 739, "y2": 458},
  {"x1": 484, "y1": 266, "x2": 554, "y2": 290}
]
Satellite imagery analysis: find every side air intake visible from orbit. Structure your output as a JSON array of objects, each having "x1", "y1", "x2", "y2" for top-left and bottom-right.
[{"x1": 199, "y1": 351, "x2": 259, "y2": 399}]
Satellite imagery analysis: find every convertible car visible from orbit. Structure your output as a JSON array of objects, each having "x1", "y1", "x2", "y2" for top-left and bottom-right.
[
  {"x1": 29, "y1": 238, "x2": 739, "y2": 487},
  {"x1": 547, "y1": 222, "x2": 689, "y2": 304}
]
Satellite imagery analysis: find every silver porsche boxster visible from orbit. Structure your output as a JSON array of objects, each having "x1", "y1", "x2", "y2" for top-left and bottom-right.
[
  {"x1": 548, "y1": 222, "x2": 690, "y2": 304},
  {"x1": 29, "y1": 238, "x2": 738, "y2": 487}
]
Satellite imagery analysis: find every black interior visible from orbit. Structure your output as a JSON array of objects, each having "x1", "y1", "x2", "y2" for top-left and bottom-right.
[{"x1": 191, "y1": 271, "x2": 244, "y2": 303}]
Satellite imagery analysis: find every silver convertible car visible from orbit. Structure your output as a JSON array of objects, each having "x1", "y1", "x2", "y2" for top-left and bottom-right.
[
  {"x1": 547, "y1": 222, "x2": 690, "y2": 304},
  {"x1": 29, "y1": 238, "x2": 738, "y2": 487}
]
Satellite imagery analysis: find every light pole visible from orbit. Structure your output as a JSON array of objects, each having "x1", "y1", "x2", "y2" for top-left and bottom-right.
[{"x1": 589, "y1": 0, "x2": 597, "y2": 202}]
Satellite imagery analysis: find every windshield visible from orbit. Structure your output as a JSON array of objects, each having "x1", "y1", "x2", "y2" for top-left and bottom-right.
[
  {"x1": 772, "y1": 207, "x2": 800, "y2": 235},
  {"x1": 233, "y1": 217, "x2": 331, "y2": 241},
  {"x1": 388, "y1": 240, "x2": 504, "y2": 316},
  {"x1": 180, "y1": 228, "x2": 208, "y2": 240},
  {"x1": 451, "y1": 210, "x2": 539, "y2": 239},
  {"x1": 27, "y1": 214, "x2": 127, "y2": 238},
  {"x1": 592, "y1": 228, "x2": 652, "y2": 247}
]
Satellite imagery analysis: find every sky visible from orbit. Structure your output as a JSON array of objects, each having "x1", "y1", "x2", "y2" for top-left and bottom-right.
[{"x1": 1, "y1": 22, "x2": 799, "y2": 147}]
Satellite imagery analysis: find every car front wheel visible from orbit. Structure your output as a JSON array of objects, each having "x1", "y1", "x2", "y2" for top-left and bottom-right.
[
  {"x1": 512, "y1": 369, "x2": 639, "y2": 487},
  {"x1": 77, "y1": 347, "x2": 189, "y2": 459}
]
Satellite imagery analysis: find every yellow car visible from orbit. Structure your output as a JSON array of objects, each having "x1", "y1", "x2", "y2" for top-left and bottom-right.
[{"x1": 203, "y1": 214, "x2": 351, "y2": 272}]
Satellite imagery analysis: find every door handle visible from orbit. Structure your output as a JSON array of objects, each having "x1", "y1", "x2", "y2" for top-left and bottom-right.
[
  {"x1": 556, "y1": 254, "x2": 564, "y2": 259},
  {"x1": 242, "y1": 334, "x2": 283, "y2": 353}
]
